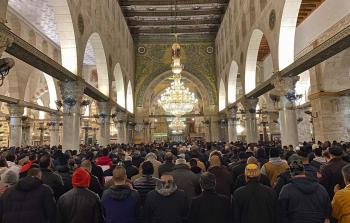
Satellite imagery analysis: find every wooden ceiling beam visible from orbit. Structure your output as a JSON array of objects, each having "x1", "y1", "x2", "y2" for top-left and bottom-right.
[
  {"x1": 131, "y1": 27, "x2": 218, "y2": 34},
  {"x1": 119, "y1": 0, "x2": 229, "y2": 6},
  {"x1": 124, "y1": 8, "x2": 225, "y2": 17},
  {"x1": 127, "y1": 18, "x2": 221, "y2": 26}
]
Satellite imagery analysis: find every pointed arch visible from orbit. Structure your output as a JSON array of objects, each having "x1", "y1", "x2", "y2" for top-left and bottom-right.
[
  {"x1": 83, "y1": 33, "x2": 110, "y2": 96},
  {"x1": 113, "y1": 63, "x2": 125, "y2": 108},
  {"x1": 126, "y1": 81, "x2": 134, "y2": 113},
  {"x1": 219, "y1": 78, "x2": 226, "y2": 111},
  {"x1": 278, "y1": 0, "x2": 302, "y2": 70},
  {"x1": 245, "y1": 29, "x2": 264, "y2": 94},
  {"x1": 228, "y1": 61, "x2": 239, "y2": 103}
]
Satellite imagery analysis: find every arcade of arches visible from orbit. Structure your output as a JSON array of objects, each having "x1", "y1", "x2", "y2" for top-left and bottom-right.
[{"x1": 0, "y1": 0, "x2": 349, "y2": 149}]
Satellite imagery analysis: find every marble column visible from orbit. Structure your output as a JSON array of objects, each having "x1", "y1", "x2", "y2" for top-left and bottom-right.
[
  {"x1": 97, "y1": 102, "x2": 111, "y2": 147},
  {"x1": 22, "y1": 119, "x2": 33, "y2": 146},
  {"x1": 210, "y1": 116, "x2": 220, "y2": 142},
  {"x1": 49, "y1": 114, "x2": 60, "y2": 147},
  {"x1": 242, "y1": 98, "x2": 259, "y2": 144},
  {"x1": 116, "y1": 111, "x2": 128, "y2": 144},
  {"x1": 7, "y1": 104, "x2": 24, "y2": 147},
  {"x1": 60, "y1": 81, "x2": 85, "y2": 151},
  {"x1": 38, "y1": 122, "x2": 46, "y2": 145},
  {"x1": 226, "y1": 108, "x2": 238, "y2": 143},
  {"x1": 272, "y1": 76, "x2": 300, "y2": 147}
]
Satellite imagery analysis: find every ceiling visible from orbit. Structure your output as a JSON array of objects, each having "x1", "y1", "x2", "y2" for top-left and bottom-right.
[
  {"x1": 118, "y1": 0, "x2": 229, "y2": 36},
  {"x1": 8, "y1": 0, "x2": 95, "y2": 65}
]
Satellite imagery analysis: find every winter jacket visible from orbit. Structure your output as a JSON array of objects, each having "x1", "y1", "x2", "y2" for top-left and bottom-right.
[
  {"x1": 170, "y1": 164, "x2": 201, "y2": 200},
  {"x1": 125, "y1": 161, "x2": 139, "y2": 179},
  {"x1": 158, "y1": 162, "x2": 175, "y2": 178},
  {"x1": 91, "y1": 162, "x2": 105, "y2": 185},
  {"x1": 279, "y1": 177, "x2": 331, "y2": 223},
  {"x1": 0, "y1": 176, "x2": 56, "y2": 223},
  {"x1": 230, "y1": 160, "x2": 247, "y2": 184},
  {"x1": 188, "y1": 190, "x2": 231, "y2": 223},
  {"x1": 310, "y1": 157, "x2": 327, "y2": 171},
  {"x1": 133, "y1": 175, "x2": 159, "y2": 206},
  {"x1": 261, "y1": 158, "x2": 289, "y2": 187},
  {"x1": 96, "y1": 156, "x2": 112, "y2": 166},
  {"x1": 320, "y1": 157, "x2": 349, "y2": 198},
  {"x1": 56, "y1": 188, "x2": 104, "y2": 223},
  {"x1": 41, "y1": 168, "x2": 64, "y2": 200},
  {"x1": 143, "y1": 182, "x2": 188, "y2": 223},
  {"x1": 89, "y1": 174, "x2": 103, "y2": 198},
  {"x1": 233, "y1": 180, "x2": 278, "y2": 223},
  {"x1": 102, "y1": 185, "x2": 141, "y2": 223},
  {"x1": 332, "y1": 185, "x2": 350, "y2": 223},
  {"x1": 56, "y1": 165, "x2": 73, "y2": 194},
  {"x1": 235, "y1": 173, "x2": 271, "y2": 190},
  {"x1": 208, "y1": 166, "x2": 233, "y2": 198}
]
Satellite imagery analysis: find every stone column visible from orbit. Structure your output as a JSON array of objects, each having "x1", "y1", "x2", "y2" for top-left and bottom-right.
[
  {"x1": 22, "y1": 118, "x2": 33, "y2": 146},
  {"x1": 116, "y1": 111, "x2": 128, "y2": 144},
  {"x1": 38, "y1": 122, "x2": 46, "y2": 145},
  {"x1": 49, "y1": 114, "x2": 60, "y2": 147},
  {"x1": 210, "y1": 116, "x2": 220, "y2": 142},
  {"x1": 97, "y1": 102, "x2": 111, "y2": 147},
  {"x1": 242, "y1": 98, "x2": 259, "y2": 144},
  {"x1": 7, "y1": 104, "x2": 24, "y2": 147},
  {"x1": 272, "y1": 76, "x2": 300, "y2": 147},
  {"x1": 60, "y1": 81, "x2": 85, "y2": 151},
  {"x1": 226, "y1": 108, "x2": 238, "y2": 143}
]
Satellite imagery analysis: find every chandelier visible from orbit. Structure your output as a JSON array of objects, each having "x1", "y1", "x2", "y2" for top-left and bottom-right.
[
  {"x1": 158, "y1": 40, "x2": 198, "y2": 116},
  {"x1": 169, "y1": 117, "x2": 186, "y2": 134}
]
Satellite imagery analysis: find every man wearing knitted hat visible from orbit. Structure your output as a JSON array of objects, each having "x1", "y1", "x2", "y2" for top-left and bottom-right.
[
  {"x1": 56, "y1": 167, "x2": 103, "y2": 223},
  {"x1": 188, "y1": 172, "x2": 231, "y2": 223},
  {"x1": 279, "y1": 155, "x2": 331, "y2": 223},
  {"x1": 233, "y1": 163, "x2": 278, "y2": 223}
]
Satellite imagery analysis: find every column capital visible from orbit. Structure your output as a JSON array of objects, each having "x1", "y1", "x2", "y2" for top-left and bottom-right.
[
  {"x1": 226, "y1": 106, "x2": 238, "y2": 120},
  {"x1": 60, "y1": 80, "x2": 85, "y2": 104},
  {"x1": 241, "y1": 98, "x2": 259, "y2": 113},
  {"x1": 97, "y1": 101, "x2": 111, "y2": 114},
  {"x1": 0, "y1": 25, "x2": 14, "y2": 57},
  {"x1": 7, "y1": 104, "x2": 24, "y2": 117},
  {"x1": 271, "y1": 75, "x2": 300, "y2": 97}
]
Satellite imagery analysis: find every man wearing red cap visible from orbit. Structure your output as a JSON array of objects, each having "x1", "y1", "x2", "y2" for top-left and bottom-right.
[{"x1": 56, "y1": 167, "x2": 104, "y2": 223}]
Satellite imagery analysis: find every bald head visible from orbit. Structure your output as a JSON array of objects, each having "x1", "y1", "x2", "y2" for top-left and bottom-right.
[{"x1": 160, "y1": 173, "x2": 174, "y2": 183}]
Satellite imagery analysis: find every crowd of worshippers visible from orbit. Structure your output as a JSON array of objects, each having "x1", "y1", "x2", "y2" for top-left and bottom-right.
[{"x1": 0, "y1": 141, "x2": 349, "y2": 223}]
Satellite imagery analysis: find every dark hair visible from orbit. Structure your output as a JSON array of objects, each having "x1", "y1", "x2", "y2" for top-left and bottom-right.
[
  {"x1": 199, "y1": 172, "x2": 216, "y2": 191},
  {"x1": 39, "y1": 155, "x2": 51, "y2": 169},
  {"x1": 0, "y1": 158, "x2": 8, "y2": 167},
  {"x1": 102, "y1": 148, "x2": 109, "y2": 156},
  {"x1": 6, "y1": 154, "x2": 16, "y2": 162},
  {"x1": 269, "y1": 147, "x2": 280, "y2": 158},
  {"x1": 342, "y1": 165, "x2": 350, "y2": 182},
  {"x1": 314, "y1": 147, "x2": 323, "y2": 157},
  {"x1": 28, "y1": 168, "x2": 41, "y2": 177},
  {"x1": 189, "y1": 158, "x2": 197, "y2": 167},
  {"x1": 141, "y1": 161, "x2": 154, "y2": 175}
]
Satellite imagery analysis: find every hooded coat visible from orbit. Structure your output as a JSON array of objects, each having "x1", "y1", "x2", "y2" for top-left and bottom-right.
[
  {"x1": 233, "y1": 180, "x2": 278, "y2": 223},
  {"x1": 143, "y1": 182, "x2": 189, "y2": 223},
  {"x1": 0, "y1": 176, "x2": 56, "y2": 223},
  {"x1": 101, "y1": 185, "x2": 141, "y2": 223},
  {"x1": 279, "y1": 177, "x2": 331, "y2": 223}
]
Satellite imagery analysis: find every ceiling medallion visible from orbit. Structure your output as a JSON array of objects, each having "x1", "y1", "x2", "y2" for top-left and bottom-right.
[
  {"x1": 269, "y1": 9, "x2": 276, "y2": 30},
  {"x1": 206, "y1": 46, "x2": 214, "y2": 54},
  {"x1": 138, "y1": 46, "x2": 146, "y2": 54}
]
